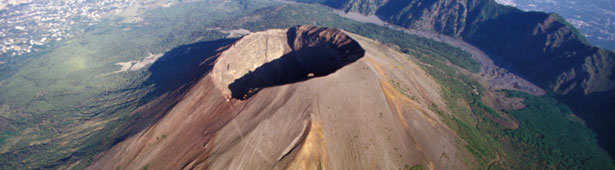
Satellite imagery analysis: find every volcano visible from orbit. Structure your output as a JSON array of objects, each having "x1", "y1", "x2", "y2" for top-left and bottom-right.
[{"x1": 88, "y1": 25, "x2": 466, "y2": 170}]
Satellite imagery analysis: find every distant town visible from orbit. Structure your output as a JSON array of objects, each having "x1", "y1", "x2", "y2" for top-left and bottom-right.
[
  {"x1": 495, "y1": 0, "x2": 615, "y2": 50},
  {"x1": 0, "y1": 0, "x2": 168, "y2": 57}
]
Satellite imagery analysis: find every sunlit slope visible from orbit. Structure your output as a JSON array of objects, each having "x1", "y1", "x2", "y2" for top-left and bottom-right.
[{"x1": 89, "y1": 26, "x2": 467, "y2": 170}]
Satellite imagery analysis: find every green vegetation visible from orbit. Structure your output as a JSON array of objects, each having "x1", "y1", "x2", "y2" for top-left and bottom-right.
[
  {"x1": 420, "y1": 56, "x2": 503, "y2": 168},
  {"x1": 0, "y1": 0, "x2": 273, "y2": 169},
  {"x1": 501, "y1": 90, "x2": 613, "y2": 169},
  {"x1": 403, "y1": 164, "x2": 423, "y2": 170},
  {"x1": 416, "y1": 40, "x2": 613, "y2": 168},
  {"x1": 415, "y1": 43, "x2": 613, "y2": 169},
  {"x1": 432, "y1": 56, "x2": 610, "y2": 169}
]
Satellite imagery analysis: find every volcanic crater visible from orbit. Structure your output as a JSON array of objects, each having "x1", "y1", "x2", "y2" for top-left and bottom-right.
[
  {"x1": 89, "y1": 25, "x2": 465, "y2": 170},
  {"x1": 212, "y1": 25, "x2": 365, "y2": 99}
]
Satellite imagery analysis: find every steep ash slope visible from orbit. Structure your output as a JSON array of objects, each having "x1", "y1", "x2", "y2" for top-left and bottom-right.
[
  {"x1": 88, "y1": 26, "x2": 467, "y2": 169},
  {"x1": 304, "y1": 0, "x2": 615, "y2": 157}
]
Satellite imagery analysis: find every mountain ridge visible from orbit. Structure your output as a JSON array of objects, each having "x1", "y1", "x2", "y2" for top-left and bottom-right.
[{"x1": 301, "y1": 0, "x2": 615, "y2": 157}]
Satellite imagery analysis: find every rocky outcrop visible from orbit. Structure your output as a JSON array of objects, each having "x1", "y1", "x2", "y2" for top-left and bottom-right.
[{"x1": 322, "y1": 0, "x2": 483, "y2": 36}]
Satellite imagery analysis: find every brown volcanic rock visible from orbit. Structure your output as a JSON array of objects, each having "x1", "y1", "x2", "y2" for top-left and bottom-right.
[{"x1": 89, "y1": 26, "x2": 466, "y2": 170}]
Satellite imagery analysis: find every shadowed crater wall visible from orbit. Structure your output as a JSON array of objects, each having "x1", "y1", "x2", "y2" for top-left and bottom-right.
[{"x1": 212, "y1": 25, "x2": 365, "y2": 99}]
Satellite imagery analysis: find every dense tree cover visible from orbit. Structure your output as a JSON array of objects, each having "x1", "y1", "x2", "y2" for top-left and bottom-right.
[{"x1": 502, "y1": 91, "x2": 613, "y2": 169}]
